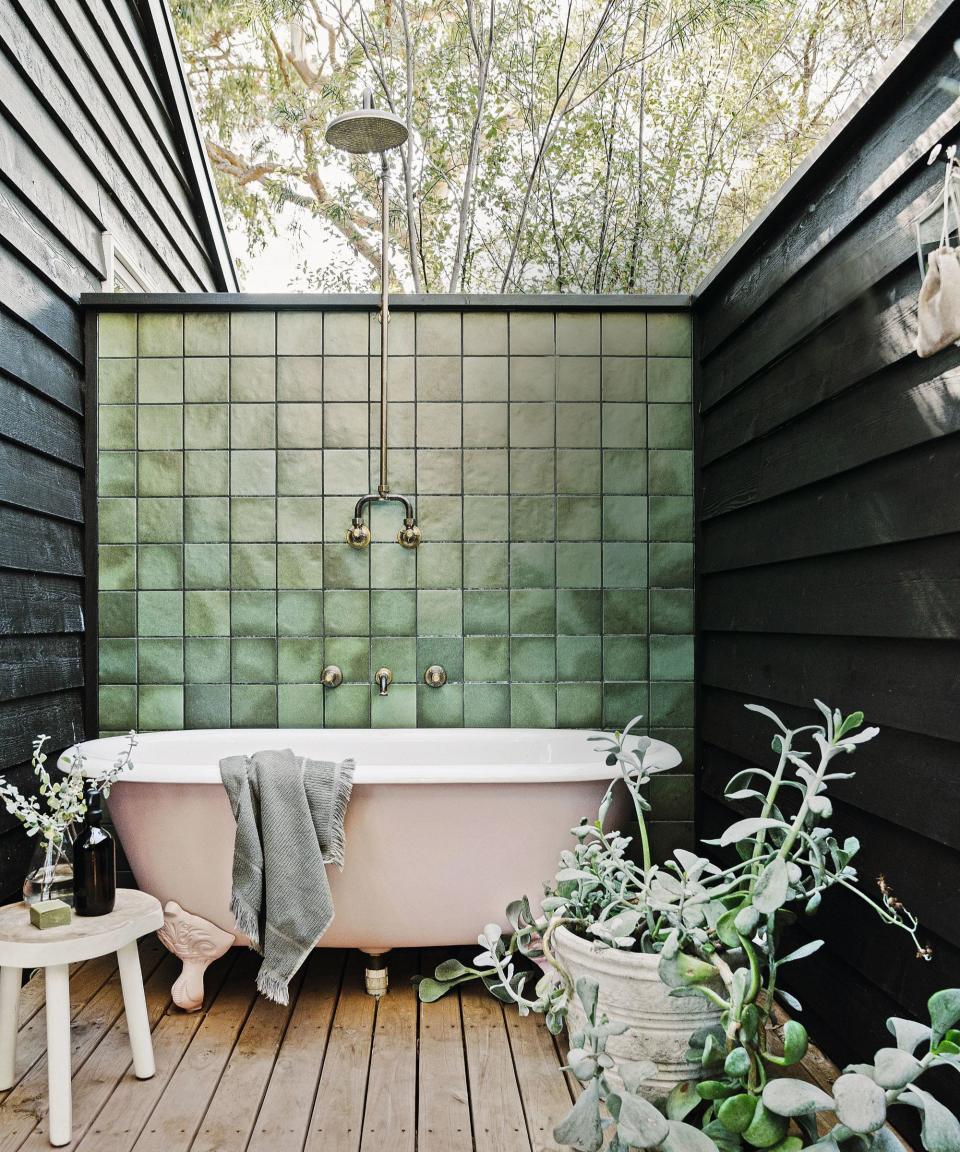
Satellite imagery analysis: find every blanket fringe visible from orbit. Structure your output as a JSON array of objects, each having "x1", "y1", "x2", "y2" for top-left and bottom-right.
[
  {"x1": 256, "y1": 967, "x2": 291, "y2": 1006},
  {"x1": 230, "y1": 893, "x2": 261, "y2": 951},
  {"x1": 328, "y1": 757, "x2": 355, "y2": 871}
]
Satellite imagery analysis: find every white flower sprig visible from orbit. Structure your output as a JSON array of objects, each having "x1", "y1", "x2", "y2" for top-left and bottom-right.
[
  {"x1": 0, "y1": 735, "x2": 87, "y2": 845},
  {"x1": 61, "y1": 730, "x2": 137, "y2": 799}
]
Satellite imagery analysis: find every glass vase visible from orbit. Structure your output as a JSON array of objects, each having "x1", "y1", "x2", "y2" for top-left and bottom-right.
[{"x1": 23, "y1": 836, "x2": 75, "y2": 906}]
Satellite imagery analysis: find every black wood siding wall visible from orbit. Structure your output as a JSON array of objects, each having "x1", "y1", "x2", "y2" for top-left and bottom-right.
[
  {"x1": 0, "y1": 0, "x2": 230, "y2": 900},
  {"x1": 694, "y1": 0, "x2": 960, "y2": 1102}
]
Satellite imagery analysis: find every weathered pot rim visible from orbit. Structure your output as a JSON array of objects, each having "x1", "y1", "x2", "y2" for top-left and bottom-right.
[{"x1": 552, "y1": 924, "x2": 663, "y2": 978}]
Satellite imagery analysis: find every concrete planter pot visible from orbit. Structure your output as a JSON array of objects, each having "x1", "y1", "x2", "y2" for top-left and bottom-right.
[{"x1": 552, "y1": 925, "x2": 722, "y2": 1104}]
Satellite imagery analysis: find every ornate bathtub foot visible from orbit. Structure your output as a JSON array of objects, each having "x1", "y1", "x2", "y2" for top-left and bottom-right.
[
  {"x1": 158, "y1": 902, "x2": 235, "y2": 1012},
  {"x1": 362, "y1": 950, "x2": 390, "y2": 998}
]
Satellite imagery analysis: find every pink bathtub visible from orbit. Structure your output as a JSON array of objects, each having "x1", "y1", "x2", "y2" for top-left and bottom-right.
[{"x1": 64, "y1": 728, "x2": 678, "y2": 1007}]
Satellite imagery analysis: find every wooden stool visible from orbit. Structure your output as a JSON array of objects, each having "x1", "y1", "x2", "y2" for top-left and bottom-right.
[{"x1": 0, "y1": 889, "x2": 163, "y2": 1146}]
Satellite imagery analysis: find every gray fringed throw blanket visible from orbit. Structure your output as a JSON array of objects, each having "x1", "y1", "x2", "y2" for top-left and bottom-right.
[{"x1": 219, "y1": 749, "x2": 354, "y2": 1004}]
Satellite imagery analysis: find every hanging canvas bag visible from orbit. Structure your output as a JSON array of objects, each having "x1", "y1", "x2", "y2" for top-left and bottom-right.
[{"x1": 916, "y1": 161, "x2": 960, "y2": 357}]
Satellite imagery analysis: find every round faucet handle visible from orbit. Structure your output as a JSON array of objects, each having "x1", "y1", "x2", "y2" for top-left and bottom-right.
[
  {"x1": 397, "y1": 518, "x2": 421, "y2": 549},
  {"x1": 423, "y1": 665, "x2": 447, "y2": 688},
  {"x1": 321, "y1": 665, "x2": 343, "y2": 688},
  {"x1": 347, "y1": 519, "x2": 372, "y2": 549}
]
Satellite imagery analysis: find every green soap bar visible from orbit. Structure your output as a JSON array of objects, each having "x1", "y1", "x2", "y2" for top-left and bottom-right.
[{"x1": 30, "y1": 899, "x2": 72, "y2": 930}]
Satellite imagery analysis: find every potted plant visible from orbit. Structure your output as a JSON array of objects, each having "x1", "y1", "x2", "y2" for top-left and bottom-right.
[{"x1": 417, "y1": 702, "x2": 948, "y2": 1152}]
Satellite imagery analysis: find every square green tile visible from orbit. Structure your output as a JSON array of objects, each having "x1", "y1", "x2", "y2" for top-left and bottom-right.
[
  {"x1": 99, "y1": 685, "x2": 137, "y2": 729},
  {"x1": 278, "y1": 355, "x2": 324, "y2": 402},
  {"x1": 464, "y1": 683, "x2": 510, "y2": 726},
  {"x1": 601, "y1": 358, "x2": 646, "y2": 402},
  {"x1": 185, "y1": 637, "x2": 230, "y2": 684},
  {"x1": 230, "y1": 404, "x2": 275, "y2": 450},
  {"x1": 99, "y1": 638, "x2": 136, "y2": 684},
  {"x1": 604, "y1": 635, "x2": 648, "y2": 681},
  {"x1": 278, "y1": 684, "x2": 324, "y2": 727},
  {"x1": 557, "y1": 497, "x2": 601, "y2": 541},
  {"x1": 278, "y1": 637, "x2": 324, "y2": 683},
  {"x1": 137, "y1": 544, "x2": 183, "y2": 589},
  {"x1": 557, "y1": 683, "x2": 602, "y2": 728},
  {"x1": 650, "y1": 635, "x2": 694, "y2": 681},
  {"x1": 137, "y1": 497, "x2": 183, "y2": 542},
  {"x1": 230, "y1": 312, "x2": 275, "y2": 356},
  {"x1": 647, "y1": 358, "x2": 691, "y2": 402},
  {"x1": 462, "y1": 496, "x2": 507, "y2": 541},
  {"x1": 138, "y1": 314, "x2": 183, "y2": 357},
  {"x1": 323, "y1": 684, "x2": 371, "y2": 727},
  {"x1": 556, "y1": 449, "x2": 601, "y2": 494},
  {"x1": 557, "y1": 312, "x2": 600, "y2": 357},
  {"x1": 463, "y1": 404, "x2": 508, "y2": 448},
  {"x1": 649, "y1": 773, "x2": 695, "y2": 820},
  {"x1": 231, "y1": 684, "x2": 278, "y2": 726},
  {"x1": 417, "y1": 590, "x2": 462, "y2": 635},
  {"x1": 557, "y1": 635, "x2": 601, "y2": 681},
  {"x1": 557, "y1": 542, "x2": 601, "y2": 588},
  {"x1": 184, "y1": 684, "x2": 231, "y2": 728},
  {"x1": 231, "y1": 543, "x2": 276, "y2": 589},
  {"x1": 371, "y1": 684, "x2": 417, "y2": 728},
  {"x1": 138, "y1": 638, "x2": 184, "y2": 684},
  {"x1": 509, "y1": 313, "x2": 554, "y2": 355},
  {"x1": 649, "y1": 543, "x2": 694, "y2": 588},
  {"x1": 184, "y1": 357, "x2": 229, "y2": 402},
  {"x1": 463, "y1": 542, "x2": 507, "y2": 588},
  {"x1": 325, "y1": 590, "x2": 370, "y2": 636},
  {"x1": 417, "y1": 683, "x2": 463, "y2": 727},
  {"x1": 463, "y1": 356, "x2": 508, "y2": 401},
  {"x1": 323, "y1": 544, "x2": 369, "y2": 591},
  {"x1": 184, "y1": 590, "x2": 230, "y2": 636},
  {"x1": 138, "y1": 358, "x2": 183, "y2": 404},
  {"x1": 277, "y1": 313, "x2": 323, "y2": 355},
  {"x1": 648, "y1": 450, "x2": 693, "y2": 496},
  {"x1": 649, "y1": 589, "x2": 693, "y2": 634},
  {"x1": 647, "y1": 313, "x2": 691, "y2": 357},
  {"x1": 99, "y1": 546, "x2": 136, "y2": 590},
  {"x1": 137, "y1": 405, "x2": 182, "y2": 450},
  {"x1": 278, "y1": 450, "x2": 323, "y2": 495},
  {"x1": 509, "y1": 496, "x2": 554, "y2": 542},
  {"x1": 278, "y1": 403, "x2": 323, "y2": 449},
  {"x1": 511, "y1": 357, "x2": 554, "y2": 402},
  {"x1": 556, "y1": 403, "x2": 600, "y2": 449},
  {"x1": 99, "y1": 591, "x2": 135, "y2": 637},
  {"x1": 138, "y1": 451, "x2": 183, "y2": 496},
  {"x1": 184, "y1": 405, "x2": 228, "y2": 450},
  {"x1": 371, "y1": 637, "x2": 417, "y2": 682},
  {"x1": 601, "y1": 403, "x2": 645, "y2": 449},
  {"x1": 510, "y1": 637, "x2": 555, "y2": 682},
  {"x1": 417, "y1": 543, "x2": 462, "y2": 590},
  {"x1": 603, "y1": 590, "x2": 647, "y2": 634},
  {"x1": 510, "y1": 589, "x2": 555, "y2": 634},
  {"x1": 462, "y1": 449, "x2": 508, "y2": 495},
  {"x1": 417, "y1": 637, "x2": 463, "y2": 681},
  {"x1": 510, "y1": 449, "x2": 555, "y2": 494},
  {"x1": 417, "y1": 403, "x2": 461, "y2": 449},
  {"x1": 371, "y1": 589, "x2": 417, "y2": 636},
  {"x1": 416, "y1": 356, "x2": 461, "y2": 401},
  {"x1": 277, "y1": 496, "x2": 322, "y2": 543},
  {"x1": 323, "y1": 636, "x2": 370, "y2": 681},
  {"x1": 464, "y1": 636, "x2": 509, "y2": 681},
  {"x1": 510, "y1": 404, "x2": 553, "y2": 448},
  {"x1": 139, "y1": 684, "x2": 184, "y2": 731},
  {"x1": 557, "y1": 357, "x2": 600, "y2": 402},
  {"x1": 649, "y1": 496, "x2": 693, "y2": 542},
  {"x1": 229, "y1": 356, "x2": 276, "y2": 402},
  {"x1": 601, "y1": 313, "x2": 646, "y2": 356},
  {"x1": 322, "y1": 356, "x2": 367, "y2": 402},
  {"x1": 648, "y1": 404, "x2": 692, "y2": 450},
  {"x1": 603, "y1": 682, "x2": 648, "y2": 729},
  {"x1": 417, "y1": 312, "x2": 461, "y2": 355},
  {"x1": 324, "y1": 313, "x2": 369, "y2": 355},
  {"x1": 99, "y1": 314, "x2": 137, "y2": 357},
  {"x1": 230, "y1": 497, "x2": 276, "y2": 542},
  {"x1": 184, "y1": 451, "x2": 229, "y2": 496},
  {"x1": 649, "y1": 681, "x2": 694, "y2": 726},
  {"x1": 184, "y1": 313, "x2": 229, "y2": 356},
  {"x1": 99, "y1": 452, "x2": 136, "y2": 497},
  {"x1": 602, "y1": 447, "x2": 648, "y2": 493},
  {"x1": 278, "y1": 543, "x2": 323, "y2": 590},
  {"x1": 185, "y1": 497, "x2": 229, "y2": 542},
  {"x1": 138, "y1": 591, "x2": 183, "y2": 636},
  {"x1": 99, "y1": 406, "x2": 136, "y2": 451},
  {"x1": 278, "y1": 589, "x2": 323, "y2": 636},
  {"x1": 510, "y1": 683, "x2": 556, "y2": 727},
  {"x1": 463, "y1": 314, "x2": 508, "y2": 357},
  {"x1": 232, "y1": 638, "x2": 278, "y2": 683},
  {"x1": 603, "y1": 543, "x2": 647, "y2": 589},
  {"x1": 99, "y1": 359, "x2": 136, "y2": 403},
  {"x1": 603, "y1": 495, "x2": 647, "y2": 542},
  {"x1": 98, "y1": 498, "x2": 136, "y2": 544},
  {"x1": 463, "y1": 589, "x2": 508, "y2": 635},
  {"x1": 557, "y1": 589, "x2": 601, "y2": 635},
  {"x1": 510, "y1": 543, "x2": 554, "y2": 588},
  {"x1": 231, "y1": 590, "x2": 277, "y2": 637}
]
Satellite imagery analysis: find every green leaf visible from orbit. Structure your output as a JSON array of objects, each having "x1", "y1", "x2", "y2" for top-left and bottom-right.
[
  {"x1": 434, "y1": 958, "x2": 472, "y2": 981},
  {"x1": 929, "y1": 990, "x2": 960, "y2": 1046},
  {"x1": 762, "y1": 1079, "x2": 834, "y2": 1116},
  {"x1": 767, "y1": 1139, "x2": 802, "y2": 1152},
  {"x1": 662, "y1": 1120, "x2": 723, "y2": 1152},
  {"x1": 659, "y1": 948, "x2": 718, "y2": 990},
  {"x1": 697, "y1": 1080, "x2": 735, "y2": 1101},
  {"x1": 832, "y1": 1072, "x2": 887, "y2": 1134},
  {"x1": 887, "y1": 1016, "x2": 932, "y2": 1054},
  {"x1": 575, "y1": 977, "x2": 600, "y2": 1024},
  {"x1": 903, "y1": 1086, "x2": 960, "y2": 1152},
  {"x1": 835, "y1": 711, "x2": 864, "y2": 739},
  {"x1": 615, "y1": 1092, "x2": 671, "y2": 1149},
  {"x1": 417, "y1": 976, "x2": 464, "y2": 1002},
  {"x1": 620, "y1": 1060, "x2": 658, "y2": 1095},
  {"x1": 743, "y1": 1103, "x2": 789, "y2": 1148},
  {"x1": 782, "y1": 1021, "x2": 809, "y2": 1065},
  {"x1": 553, "y1": 1079, "x2": 604, "y2": 1152},
  {"x1": 753, "y1": 856, "x2": 789, "y2": 915},
  {"x1": 712, "y1": 818, "x2": 786, "y2": 848},
  {"x1": 873, "y1": 1047, "x2": 922, "y2": 1089},
  {"x1": 667, "y1": 1081, "x2": 702, "y2": 1122},
  {"x1": 718, "y1": 1093, "x2": 759, "y2": 1134},
  {"x1": 717, "y1": 909, "x2": 743, "y2": 949},
  {"x1": 724, "y1": 1047, "x2": 751, "y2": 1079}
]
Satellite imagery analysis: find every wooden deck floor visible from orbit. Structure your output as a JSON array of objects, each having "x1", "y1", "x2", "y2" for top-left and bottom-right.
[{"x1": 0, "y1": 939, "x2": 576, "y2": 1152}]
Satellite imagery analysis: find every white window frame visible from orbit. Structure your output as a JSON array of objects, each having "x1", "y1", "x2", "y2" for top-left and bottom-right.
[{"x1": 101, "y1": 232, "x2": 155, "y2": 292}]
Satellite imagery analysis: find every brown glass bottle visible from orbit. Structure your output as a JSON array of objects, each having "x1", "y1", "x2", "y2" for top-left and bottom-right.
[{"x1": 74, "y1": 784, "x2": 116, "y2": 916}]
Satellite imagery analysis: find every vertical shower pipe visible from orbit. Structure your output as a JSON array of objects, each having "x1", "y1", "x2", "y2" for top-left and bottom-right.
[{"x1": 378, "y1": 152, "x2": 390, "y2": 500}]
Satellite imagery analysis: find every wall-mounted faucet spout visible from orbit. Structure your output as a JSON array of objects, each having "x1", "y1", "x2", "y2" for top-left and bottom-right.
[{"x1": 347, "y1": 492, "x2": 421, "y2": 550}]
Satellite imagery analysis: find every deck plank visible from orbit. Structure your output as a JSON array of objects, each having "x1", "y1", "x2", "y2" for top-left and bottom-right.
[
  {"x1": 73, "y1": 952, "x2": 238, "y2": 1152},
  {"x1": 128, "y1": 950, "x2": 260, "y2": 1152},
  {"x1": 303, "y1": 953, "x2": 377, "y2": 1152},
  {"x1": 190, "y1": 965, "x2": 305, "y2": 1152},
  {"x1": 16, "y1": 955, "x2": 179, "y2": 1150},
  {"x1": 0, "y1": 939, "x2": 168, "y2": 1152},
  {"x1": 505, "y1": 1008, "x2": 575, "y2": 1152},
  {"x1": 360, "y1": 952, "x2": 418, "y2": 1152},
  {"x1": 246, "y1": 950, "x2": 345, "y2": 1152},
  {"x1": 417, "y1": 956, "x2": 472, "y2": 1152},
  {"x1": 461, "y1": 981, "x2": 532, "y2": 1152}
]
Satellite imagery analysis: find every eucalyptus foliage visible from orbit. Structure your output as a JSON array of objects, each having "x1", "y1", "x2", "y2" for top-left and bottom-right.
[{"x1": 416, "y1": 701, "x2": 951, "y2": 1151}]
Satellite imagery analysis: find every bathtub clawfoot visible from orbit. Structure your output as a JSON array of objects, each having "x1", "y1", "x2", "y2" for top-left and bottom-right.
[
  {"x1": 362, "y1": 950, "x2": 390, "y2": 997},
  {"x1": 158, "y1": 902, "x2": 235, "y2": 1012}
]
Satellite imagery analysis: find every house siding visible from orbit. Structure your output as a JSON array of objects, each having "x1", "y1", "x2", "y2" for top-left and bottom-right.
[
  {"x1": 0, "y1": 0, "x2": 232, "y2": 900},
  {"x1": 694, "y1": 0, "x2": 960, "y2": 1111}
]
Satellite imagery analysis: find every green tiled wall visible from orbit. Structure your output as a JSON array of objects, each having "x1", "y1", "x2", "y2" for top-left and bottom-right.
[{"x1": 96, "y1": 307, "x2": 693, "y2": 786}]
